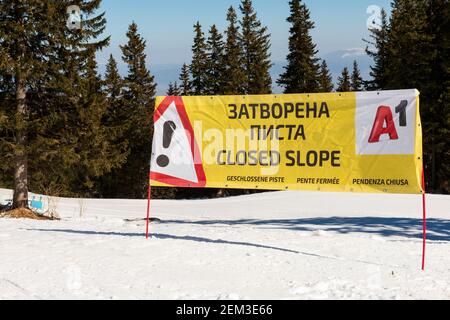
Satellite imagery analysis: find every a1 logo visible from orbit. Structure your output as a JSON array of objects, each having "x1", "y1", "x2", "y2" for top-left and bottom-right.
[
  {"x1": 355, "y1": 91, "x2": 417, "y2": 156},
  {"x1": 368, "y1": 100, "x2": 408, "y2": 143}
]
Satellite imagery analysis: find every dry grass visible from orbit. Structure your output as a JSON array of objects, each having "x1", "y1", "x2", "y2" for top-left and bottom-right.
[{"x1": 0, "y1": 208, "x2": 58, "y2": 221}]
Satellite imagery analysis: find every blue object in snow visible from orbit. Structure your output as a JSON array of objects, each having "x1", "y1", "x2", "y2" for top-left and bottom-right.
[{"x1": 30, "y1": 196, "x2": 44, "y2": 211}]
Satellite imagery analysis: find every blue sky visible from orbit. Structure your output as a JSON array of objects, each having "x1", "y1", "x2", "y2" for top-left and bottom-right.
[{"x1": 96, "y1": 0, "x2": 393, "y2": 93}]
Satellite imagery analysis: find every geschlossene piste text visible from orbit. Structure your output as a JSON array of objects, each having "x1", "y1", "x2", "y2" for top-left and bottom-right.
[{"x1": 218, "y1": 100, "x2": 341, "y2": 168}]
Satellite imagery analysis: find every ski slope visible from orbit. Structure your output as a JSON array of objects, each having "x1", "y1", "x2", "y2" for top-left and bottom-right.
[{"x1": 0, "y1": 188, "x2": 449, "y2": 300}]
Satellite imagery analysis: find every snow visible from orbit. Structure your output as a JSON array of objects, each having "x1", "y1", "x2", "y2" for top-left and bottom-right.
[{"x1": 0, "y1": 188, "x2": 449, "y2": 300}]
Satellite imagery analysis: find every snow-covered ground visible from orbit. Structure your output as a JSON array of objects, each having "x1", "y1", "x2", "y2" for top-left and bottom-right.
[{"x1": 0, "y1": 188, "x2": 449, "y2": 300}]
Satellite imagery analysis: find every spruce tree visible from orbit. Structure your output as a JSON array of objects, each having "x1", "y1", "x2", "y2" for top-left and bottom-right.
[
  {"x1": 167, "y1": 82, "x2": 181, "y2": 96},
  {"x1": 386, "y1": 1, "x2": 434, "y2": 94},
  {"x1": 173, "y1": 82, "x2": 181, "y2": 95},
  {"x1": 277, "y1": 0, "x2": 320, "y2": 93},
  {"x1": 318, "y1": 60, "x2": 334, "y2": 92},
  {"x1": 239, "y1": 0, "x2": 272, "y2": 94},
  {"x1": 0, "y1": 0, "x2": 49, "y2": 207},
  {"x1": 362, "y1": 0, "x2": 449, "y2": 192},
  {"x1": 48, "y1": 4, "x2": 119, "y2": 197},
  {"x1": 179, "y1": 63, "x2": 192, "y2": 96},
  {"x1": 29, "y1": 46, "x2": 122, "y2": 198},
  {"x1": 69, "y1": 50, "x2": 127, "y2": 196},
  {"x1": 205, "y1": 25, "x2": 226, "y2": 95},
  {"x1": 223, "y1": 6, "x2": 246, "y2": 95},
  {"x1": 351, "y1": 60, "x2": 365, "y2": 91},
  {"x1": 421, "y1": 0, "x2": 450, "y2": 193},
  {"x1": 0, "y1": 0, "x2": 114, "y2": 205},
  {"x1": 98, "y1": 55, "x2": 129, "y2": 197},
  {"x1": 190, "y1": 22, "x2": 208, "y2": 95},
  {"x1": 385, "y1": 0, "x2": 448, "y2": 192},
  {"x1": 336, "y1": 67, "x2": 351, "y2": 92},
  {"x1": 103, "y1": 54, "x2": 126, "y2": 137},
  {"x1": 118, "y1": 22, "x2": 157, "y2": 199},
  {"x1": 167, "y1": 83, "x2": 175, "y2": 96},
  {"x1": 104, "y1": 55, "x2": 123, "y2": 103},
  {"x1": 422, "y1": 0, "x2": 449, "y2": 192},
  {"x1": 364, "y1": 8, "x2": 390, "y2": 90},
  {"x1": 430, "y1": 0, "x2": 450, "y2": 193}
]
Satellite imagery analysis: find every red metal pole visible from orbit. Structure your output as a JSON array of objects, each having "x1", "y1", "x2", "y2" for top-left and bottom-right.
[
  {"x1": 146, "y1": 172, "x2": 151, "y2": 239},
  {"x1": 421, "y1": 169, "x2": 427, "y2": 271}
]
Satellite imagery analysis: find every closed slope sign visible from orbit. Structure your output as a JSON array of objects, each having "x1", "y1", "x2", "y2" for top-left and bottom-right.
[{"x1": 150, "y1": 90, "x2": 423, "y2": 194}]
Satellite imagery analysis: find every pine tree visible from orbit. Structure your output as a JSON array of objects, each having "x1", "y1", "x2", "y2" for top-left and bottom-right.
[
  {"x1": 190, "y1": 22, "x2": 208, "y2": 95},
  {"x1": 420, "y1": 0, "x2": 450, "y2": 193},
  {"x1": 117, "y1": 22, "x2": 157, "y2": 199},
  {"x1": 69, "y1": 50, "x2": 127, "y2": 196},
  {"x1": 98, "y1": 55, "x2": 129, "y2": 197},
  {"x1": 385, "y1": 0, "x2": 448, "y2": 192},
  {"x1": 351, "y1": 60, "x2": 364, "y2": 91},
  {"x1": 0, "y1": 0, "x2": 114, "y2": 205},
  {"x1": 167, "y1": 83, "x2": 174, "y2": 96},
  {"x1": 174, "y1": 82, "x2": 181, "y2": 96},
  {"x1": 103, "y1": 54, "x2": 126, "y2": 138},
  {"x1": 0, "y1": 0, "x2": 50, "y2": 207},
  {"x1": 336, "y1": 67, "x2": 351, "y2": 92},
  {"x1": 167, "y1": 82, "x2": 181, "y2": 96},
  {"x1": 205, "y1": 25, "x2": 226, "y2": 95},
  {"x1": 422, "y1": 0, "x2": 450, "y2": 193},
  {"x1": 223, "y1": 6, "x2": 246, "y2": 95},
  {"x1": 277, "y1": 0, "x2": 320, "y2": 93},
  {"x1": 104, "y1": 55, "x2": 123, "y2": 102},
  {"x1": 386, "y1": 0, "x2": 434, "y2": 90},
  {"x1": 318, "y1": 60, "x2": 334, "y2": 92},
  {"x1": 364, "y1": 8, "x2": 390, "y2": 90},
  {"x1": 363, "y1": 0, "x2": 449, "y2": 193},
  {"x1": 179, "y1": 63, "x2": 192, "y2": 96},
  {"x1": 29, "y1": 46, "x2": 123, "y2": 198},
  {"x1": 239, "y1": 0, "x2": 272, "y2": 94},
  {"x1": 431, "y1": 0, "x2": 450, "y2": 193},
  {"x1": 35, "y1": 6, "x2": 127, "y2": 197}
]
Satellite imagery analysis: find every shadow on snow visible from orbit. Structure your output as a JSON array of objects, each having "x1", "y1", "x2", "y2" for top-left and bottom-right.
[
  {"x1": 25, "y1": 227, "x2": 395, "y2": 265},
  {"x1": 158, "y1": 217, "x2": 450, "y2": 243},
  {"x1": 26, "y1": 217, "x2": 450, "y2": 244},
  {"x1": 25, "y1": 216, "x2": 448, "y2": 267},
  {"x1": 25, "y1": 228, "x2": 301, "y2": 254}
]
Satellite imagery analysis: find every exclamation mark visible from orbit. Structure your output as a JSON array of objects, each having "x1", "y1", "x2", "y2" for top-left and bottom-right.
[{"x1": 157, "y1": 121, "x2": 177, "y2": 168}]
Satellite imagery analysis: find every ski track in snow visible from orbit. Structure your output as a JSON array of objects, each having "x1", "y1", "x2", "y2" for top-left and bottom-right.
[{"x1": 0, "y1": 189, "x2": 449, "y2": 300}]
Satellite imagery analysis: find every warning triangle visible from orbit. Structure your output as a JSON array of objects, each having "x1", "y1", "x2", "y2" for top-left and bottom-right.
[{"x1": 150, "y1": 97, "x2": 206, "y2": 188}]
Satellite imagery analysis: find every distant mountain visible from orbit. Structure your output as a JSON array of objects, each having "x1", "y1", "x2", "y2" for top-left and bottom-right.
[
  {"x1": 99, "y1": 62, "x2": 182, "y2": 96},
  {"x1": 150, "y1": 64, "x2": 182, "y2": 95},
  {"x1": 321, "y1": 48, "x2": 373, "y2": 83},
  {"x1": 272, "y1": 48, "x2": 373, "y2": 93},
  {"x1": 99, "y1": 48, "x2": 374, "y2": 95}
]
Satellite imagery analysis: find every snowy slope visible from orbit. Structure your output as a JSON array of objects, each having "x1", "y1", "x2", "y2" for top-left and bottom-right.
[{"x1": 0, "y1": 188, "x2": 449, "y2": 300}]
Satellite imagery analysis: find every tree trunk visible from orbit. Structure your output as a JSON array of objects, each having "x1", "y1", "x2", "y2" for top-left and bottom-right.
[{"x1": 13, "y1": 75, "x2": 28, "y2": 209}]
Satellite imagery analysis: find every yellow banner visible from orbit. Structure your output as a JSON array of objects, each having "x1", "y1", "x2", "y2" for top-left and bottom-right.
[{"x1": 150, "y1": 90, "x2": 423, "y2": 194}]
